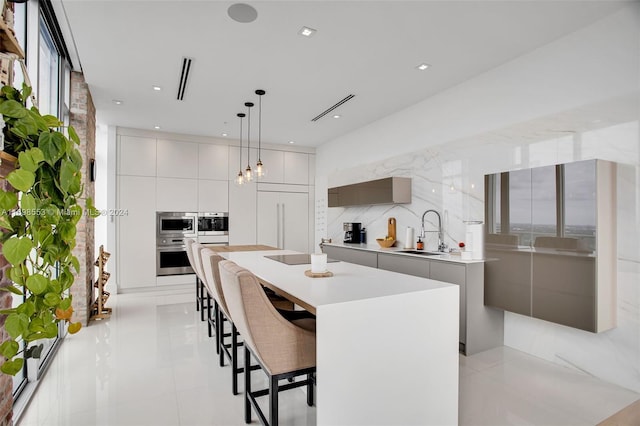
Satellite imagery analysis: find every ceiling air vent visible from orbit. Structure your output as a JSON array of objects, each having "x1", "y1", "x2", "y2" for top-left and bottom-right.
[
  {"x1": 176, "y1": 57, "x2": 193, "y2": 101},
  {"x1": 311, "y1": 94, "x2": 355, "y2": 121}
]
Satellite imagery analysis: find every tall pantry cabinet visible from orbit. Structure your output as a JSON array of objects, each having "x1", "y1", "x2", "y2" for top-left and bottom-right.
[{"x1": 117, "y1": 136, "x2": 157, "y2": 289}]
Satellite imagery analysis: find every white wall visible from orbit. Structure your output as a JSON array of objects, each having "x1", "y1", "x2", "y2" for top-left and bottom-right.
[
  {"x1": 317, "y1": 6, "x2": 639, "y2": 177},
  {"x1": 315, "y1": 5, "x2": 640, "y2": 392}
]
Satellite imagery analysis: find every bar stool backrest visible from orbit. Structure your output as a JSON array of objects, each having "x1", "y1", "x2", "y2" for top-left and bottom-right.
[
  {"x1": 201, "y1": 248, "x2": 227, "y2": 313},
  {"x1": 218, "y1": 260, "x2": 316, "y2": 376}
]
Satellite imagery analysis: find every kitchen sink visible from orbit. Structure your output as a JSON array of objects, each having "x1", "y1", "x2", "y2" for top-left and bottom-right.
[{"x1": 399, "y1": 250, "x2": 443, "y2": 256}]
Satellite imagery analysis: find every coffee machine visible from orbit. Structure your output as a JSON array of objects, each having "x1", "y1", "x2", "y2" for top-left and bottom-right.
[{"x1": 343, "y1": 222, "x2": 362, "y2": 243}]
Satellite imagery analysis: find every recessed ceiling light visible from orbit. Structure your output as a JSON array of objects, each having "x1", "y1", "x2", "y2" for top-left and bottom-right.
[
  {"x1": 288, "y1": 141, "x2": 295, "y2": 144},
  {"x1": 416, "y1": 63, "x2": 431, "y2": 71},
  {"x1": 332, "y1": 114, "x2": 341, "y2": 119},
  {"x1": 152, "y1": 85, "x2": 162, "y2": 91},
  {"x1": 222, "y1": 133, "x2": 228, "y2": 137},
  {"x1": 298, "y1": 26, "x2": 317, "y2": 37},
  {"x1": 154, "y1": 125, "x2": 161, "y2": 130},
  {"x1": 228, "y1": 3, "x2": 258, "y2": 23},
  {"x1": 112, "y1": 100, "x2": 123, "y2": 105}
]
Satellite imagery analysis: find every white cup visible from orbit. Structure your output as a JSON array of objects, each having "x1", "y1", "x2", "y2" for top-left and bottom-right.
[
  {"x1": 311, "y1": 253, "x2": 328, "y2": 273},
  {"x1": 460, "y1": 251, "x2": 473, "y2": 260}
]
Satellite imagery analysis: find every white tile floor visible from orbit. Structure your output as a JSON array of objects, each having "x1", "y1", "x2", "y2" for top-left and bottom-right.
[{"x1": 17, "y1": 288, "x2": 640, "y2": 426}]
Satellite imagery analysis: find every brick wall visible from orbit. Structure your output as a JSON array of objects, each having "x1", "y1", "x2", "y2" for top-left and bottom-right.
[
  {"x1": 69, "y1": 72, "x2": 96, "y2": 325},
  {"x1": 0, "y1": 156, "x2": 17, "y2": 426}
]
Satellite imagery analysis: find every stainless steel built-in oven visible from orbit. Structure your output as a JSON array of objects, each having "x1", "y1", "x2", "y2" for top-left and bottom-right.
[
  {"x1": 198, "y1": 212, "x2": 229, "y2": 236},
  {"x1": 156, "y1": 212, "x2": 197, "y2": 276},
  {"x1": 156, "y1": 239, "x2": 193, "y2": 276}
]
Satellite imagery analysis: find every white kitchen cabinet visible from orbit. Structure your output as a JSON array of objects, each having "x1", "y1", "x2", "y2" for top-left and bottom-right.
[
  {"x1": 156, "y1": 139, "x2": 199, "y2": 179},
  {"x1": 229, "y1": 181, "x2": 257, "y2": 245},
  {"x1": 257, "y1": 191, "x2": 309, "y2": 252},
  {"x1": 283, "y1": 151, "x2": 309, "y2": 184},
  {"x1": 118, "y1": 135, "x2": 156, "y2": 176},
  {"x1": 257, "y1": 150, "x2": 309, "y2": 185},
  {"x1": 198, "y1": 144, "x2": 229, "y2": 180},
  {"x1": 198, "y1": 179, "x2": 228, "y2": 212},
  {"x1": 156, "y1": 177, "x2": 198, "y2": 212},
  {"x1": 117, "y1": 175, "x2": 157, "y2": 289},
  {"x1": 257, "y1": 149, "x2": 284, "y2": 183}
]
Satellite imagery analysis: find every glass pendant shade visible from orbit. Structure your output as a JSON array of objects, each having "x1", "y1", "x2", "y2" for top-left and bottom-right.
[
  {"x1": 235, "y1": 170, "x2": 244, "y2": 186},
  {"x1": 255, "y1": 159, "x2": 265, "y2": 178}
]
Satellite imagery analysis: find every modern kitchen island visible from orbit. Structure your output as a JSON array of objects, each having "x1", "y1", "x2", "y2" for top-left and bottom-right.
[{"x1": 219, "y1": 249, "x2": 459, "y2": 426}]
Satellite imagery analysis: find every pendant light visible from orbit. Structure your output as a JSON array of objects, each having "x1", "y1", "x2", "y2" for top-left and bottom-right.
[
  {"x1": 235, "y1": 112, "x2": 246, "y2": 186},
  {"x1": 244, "y1": 102, "x2": 254, "y2": 182},
  {"x1": 255, "y1": 89, "x2": 266, "y2": 178}
]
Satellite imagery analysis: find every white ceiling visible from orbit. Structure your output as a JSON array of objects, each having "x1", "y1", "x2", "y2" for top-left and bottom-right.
[{"x1": 56, "y1": 0, "x2": 628, "y2": 147}]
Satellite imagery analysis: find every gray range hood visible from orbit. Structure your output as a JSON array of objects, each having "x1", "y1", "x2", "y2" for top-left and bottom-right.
[{"x1": 328, "y1": 177, "x2": 412, "y2": 207}]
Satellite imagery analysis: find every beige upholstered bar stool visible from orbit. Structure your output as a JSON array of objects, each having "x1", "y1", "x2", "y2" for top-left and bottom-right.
[
  {"x1": 219, "y1": 260, "x2": 316, "y2": 426},
  {"x1": 185, "y1": 238, "x2": 207, "y2": 322},
  {"x1": 191, "y1": 242, "x2": 216, "y2": 339},
  {"x1": 201, "y1": 248, "x2": 254, "y2": 395}
]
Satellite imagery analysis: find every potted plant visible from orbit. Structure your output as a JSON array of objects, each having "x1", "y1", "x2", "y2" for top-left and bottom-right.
[{"x1": 0, "y1": 83, "x2": 95, "y2": 375}]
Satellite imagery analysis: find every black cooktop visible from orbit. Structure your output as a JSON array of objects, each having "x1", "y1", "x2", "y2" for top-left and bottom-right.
[{"x1": 264, "y1": 254, "x2": 340, "y2": 265}]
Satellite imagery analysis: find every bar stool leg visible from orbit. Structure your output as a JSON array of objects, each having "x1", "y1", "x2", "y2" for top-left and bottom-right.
[
  {"x1": 232, "y1": 323, "x2": 240, "y2": 395},
  {"x1": 270, "y1": 375, "x2": 279, "y2": 426},
  {"x1": 244, "y1": 347, "x2": 252, "y2": 424}
]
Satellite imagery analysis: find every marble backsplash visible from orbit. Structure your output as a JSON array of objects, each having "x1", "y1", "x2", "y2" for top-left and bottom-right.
[{"x1": 321, "y1": 120, "x2": 640, "y2": 392}]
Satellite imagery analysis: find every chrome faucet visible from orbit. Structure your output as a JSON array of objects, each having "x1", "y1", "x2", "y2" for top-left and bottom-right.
[{"x1": 420, "y1": 209, "x2": 447, "y2": 252}]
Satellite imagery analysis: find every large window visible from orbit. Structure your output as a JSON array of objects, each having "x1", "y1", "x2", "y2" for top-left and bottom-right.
[
  {"x1": 11, "y1": 2, "x2": 71, "y2": 407},
  {"x1": 38, "y1": 13, "x2": 60, "y2": 116},
  {"x1": 486, "y1": 160, "x2": 597, "y2": 251}
]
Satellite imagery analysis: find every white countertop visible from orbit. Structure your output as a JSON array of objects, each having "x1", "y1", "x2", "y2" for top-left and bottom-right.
[
  {"x1": 322, "y1": 241, "x2": 485, "y2": 264},
  {"x1": 219, "y1": 249, "x2": 456, "y2": 309}
]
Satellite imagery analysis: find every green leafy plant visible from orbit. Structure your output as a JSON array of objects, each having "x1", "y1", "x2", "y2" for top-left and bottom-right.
[{"x1": 0, "y1": 84, "x2": 85, "y2": 375}]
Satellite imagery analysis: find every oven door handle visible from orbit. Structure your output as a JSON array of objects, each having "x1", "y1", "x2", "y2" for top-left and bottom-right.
[{"x1": 157, "y1": 245, "x2": 187, "y2": 251}]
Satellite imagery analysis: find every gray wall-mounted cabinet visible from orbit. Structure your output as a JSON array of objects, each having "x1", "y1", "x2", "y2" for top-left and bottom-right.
[
  {"x1": 484, "y1": 159, "x2": 616, "y2": 333},
  {"x1": 328, "y1": 177, "x2": 411, "y2": 207}
]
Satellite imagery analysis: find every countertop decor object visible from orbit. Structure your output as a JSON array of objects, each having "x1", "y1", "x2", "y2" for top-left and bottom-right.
[
  {"x1": 405, "y1": 226, "x2": 414, "y2": 249},
  {"x1": 304, "y1": 269, "x2": 333, "y2": 278},
  {"x1": 376, "y1": 237, "x2": 396, "y2": 248},
  {"x1": 311, "y1": 252, "x2": 327, "y2": 273}
]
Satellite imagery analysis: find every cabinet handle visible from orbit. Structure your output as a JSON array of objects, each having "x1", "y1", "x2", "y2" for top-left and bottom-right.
[
  {"x1": 282, "y1": 203, "x2": 285, "y2": 249},
  {"x1": 276, "y1": 203, "x2": 281, "y2": 249}
]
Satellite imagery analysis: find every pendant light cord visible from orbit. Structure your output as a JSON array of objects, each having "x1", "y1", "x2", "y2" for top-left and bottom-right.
[
  {"x1": 246, "y1": 104, "x2": 251, "y2": 167},
  {"x1": 258, "y1": 94, "x2": 262, "y2": 160}
]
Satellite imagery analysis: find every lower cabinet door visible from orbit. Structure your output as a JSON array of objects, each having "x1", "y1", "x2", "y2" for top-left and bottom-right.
[
  {"x1": 377, "y1": 253, "x2": 429, "y2": 278},
  {"x1": 430, "y1": 261, "x2": 466, "y2": 344},
  {"x1": 118, "y1": 176, "x2": 157, "y2": 289}
]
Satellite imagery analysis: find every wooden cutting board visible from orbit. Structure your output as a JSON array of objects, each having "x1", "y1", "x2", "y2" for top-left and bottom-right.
[{"x1": 388, "y1": 217, "x2": 396, "y2": 240}]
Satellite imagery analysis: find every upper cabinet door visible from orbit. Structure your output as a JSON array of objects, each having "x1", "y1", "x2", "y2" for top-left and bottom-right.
[
  {"x1": 258, "y1": 149, "x2": 284, "y2": 183},
  {"x1": 118, "y1": 136, "x2": 156, "y2": 176},
  {"x1": 283, "y1": 152, "x2": 309, "y2": 185},
  {"x1": 156, "y1": 177, "x2": 198, "y2": 212},
  {"x1": 198, "y1": 180, "x2": 229, "y2": 212},
  {"x1": 199, "y1": 144, "x2": 229, "y2": 180},
  {"x1": 156, "y1": 139, "x2": 199, "y2": 178}
]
